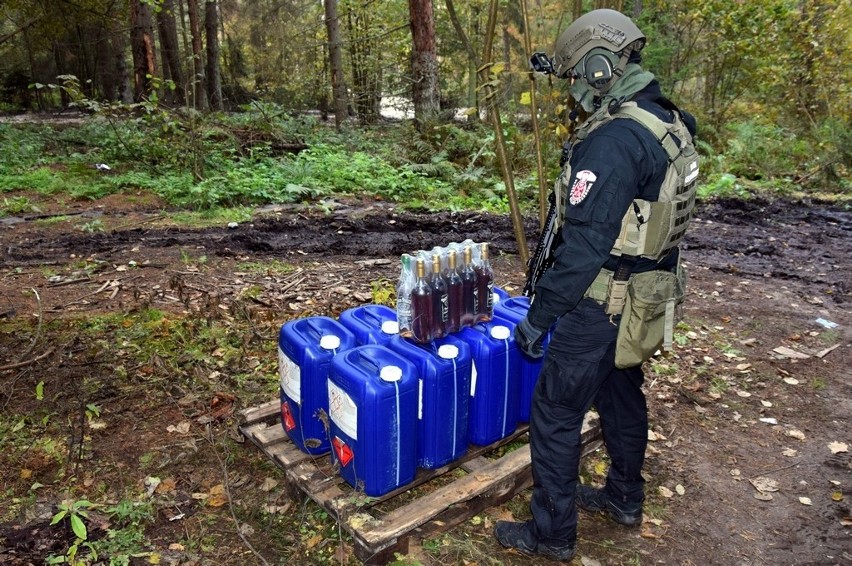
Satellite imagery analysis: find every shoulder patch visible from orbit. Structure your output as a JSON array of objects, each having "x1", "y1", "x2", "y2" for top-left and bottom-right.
[{"x1": 569, "y1": 170, "x2": 597, "y2": 205}]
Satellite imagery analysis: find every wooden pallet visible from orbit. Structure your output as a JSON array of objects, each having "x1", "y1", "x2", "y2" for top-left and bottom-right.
[{"x1": 239, "y1": 400, "x2": 602, "y2": 565}]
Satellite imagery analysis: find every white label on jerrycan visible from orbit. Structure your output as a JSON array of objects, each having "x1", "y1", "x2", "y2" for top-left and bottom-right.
[
  {"x1": 279, "y1": 348, "x2": 302, "y2": 404},
  {"x1": 328, "y1": 380, "x2": 358, "y2": 440}
]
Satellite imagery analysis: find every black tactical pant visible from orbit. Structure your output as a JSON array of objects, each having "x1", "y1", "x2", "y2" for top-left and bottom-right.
[{"x1": 528, "y1": 298, "x2": 647, "y2": 546}]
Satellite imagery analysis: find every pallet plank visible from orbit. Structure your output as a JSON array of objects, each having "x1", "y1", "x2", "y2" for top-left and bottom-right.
[{"x1": 239, "y1": 399, "x2": 603, "y2": 565}]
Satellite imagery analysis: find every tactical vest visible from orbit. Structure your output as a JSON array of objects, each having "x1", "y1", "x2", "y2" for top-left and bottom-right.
[
  {"x1": 556, "y1": 100, "x2": 699, "y2": 318},
  {"x1": 556, "y1": 100, "x2": 699, "y2": 261}
]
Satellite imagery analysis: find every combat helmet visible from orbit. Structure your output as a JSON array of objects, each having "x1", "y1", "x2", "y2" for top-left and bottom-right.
[{"x1": 552, "y1": 9, "x2": 646, "y2": 91}]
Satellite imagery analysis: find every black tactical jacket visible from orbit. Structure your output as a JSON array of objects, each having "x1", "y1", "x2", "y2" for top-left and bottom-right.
[{"x1": 526, "y1": 81, "x2": 697, "y2": 330}]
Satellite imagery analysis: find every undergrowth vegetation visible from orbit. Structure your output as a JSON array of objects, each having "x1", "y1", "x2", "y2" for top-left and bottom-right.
[{"x1": 1, "y1": 96, "x2": 848, "y2": 216}]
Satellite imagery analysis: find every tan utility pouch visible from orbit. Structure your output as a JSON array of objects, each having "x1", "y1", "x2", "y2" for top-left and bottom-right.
[{"x1": 614, "y1": 264, "x2": 687, "y2": 369}]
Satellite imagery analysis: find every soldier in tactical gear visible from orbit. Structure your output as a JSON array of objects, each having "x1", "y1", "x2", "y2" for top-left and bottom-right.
[{"x1": 495, "y1": 9, "x2": 698, "y2": 561}]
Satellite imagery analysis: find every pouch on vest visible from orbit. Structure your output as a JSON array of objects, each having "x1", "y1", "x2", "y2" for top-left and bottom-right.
[{"x1": 614, "y1": 263, "x2": 687, "y2": 368}]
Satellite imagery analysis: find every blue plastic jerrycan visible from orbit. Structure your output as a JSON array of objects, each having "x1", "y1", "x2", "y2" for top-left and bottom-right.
[
  {"x1": 278, "y1": 316, "x2": 356, "y2": 455},
  {"x1": 328, "y1": 345, "x2": 418, "y2": 497}
]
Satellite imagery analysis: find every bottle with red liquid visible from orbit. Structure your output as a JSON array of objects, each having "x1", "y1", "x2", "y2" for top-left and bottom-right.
[
  {"x1": 411, "y1": 257, "x2": 434, "y2": 343},
  {"x1": 459, "y1": 245, "x2": 478, "y2": 328},
  {"x1": 475, "y1": 242, "x2": 494, "y2": 322},
  {"x1": 430, "y1": 254, "x2": 449, "y2": 339},
  {"x1": 445, "y1": 249, "x2": 463, "y2": 333}
]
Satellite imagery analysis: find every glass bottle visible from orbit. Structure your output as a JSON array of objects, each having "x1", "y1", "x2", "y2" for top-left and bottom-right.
[
  {"x1": 430, "y1": 254, "x2": 448, "y2": 339},
  {"x1": 460, "y1": 245, "x2": 478, "y2": 328},
  {"x1": 445, "y1": 249, "x2": 463, "y2": 333},
  {"x1": 396, "y1": 254, "x2": 413, "y2": 338},
  {"x1": 475, "y1": 242, "x2": 494, "y2": 322},
  {"x1": 411, "y1": 257, "x2": 433, "y2": 343}
]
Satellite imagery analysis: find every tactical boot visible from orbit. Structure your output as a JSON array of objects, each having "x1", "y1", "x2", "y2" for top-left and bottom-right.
[
  {"x1": 576, "y1": 485, "x2": 643, "y2": 527},
  {"x1": 494, "y1": 520, "x2": 576, "y2": 561}
]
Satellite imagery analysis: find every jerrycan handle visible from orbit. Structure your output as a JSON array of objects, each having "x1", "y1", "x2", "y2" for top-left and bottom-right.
[
  {"x1": 305, "y1": 318, "x2": 324, "y2": 340},
  {"x1": 354, "y1": 348, "x2": 382, "y2": 375}
]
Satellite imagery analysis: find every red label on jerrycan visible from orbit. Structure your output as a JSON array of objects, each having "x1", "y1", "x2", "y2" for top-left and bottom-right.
[
  {"x1": 339, "y1": 304, "x2": 399, "y2": 346},
  {"x1": 493, "y1": 296, "x2": 549, "y2": 422},
  {"x1": 328, "y1": 345, "x2": 418, "y2": 497},
  {"x1": 279, "y1": 316, "x2": 356, "y2": 455},
  {"x1": 387, "y1": 334, "x2": 472, "y2": 469},
  {"x1": 457, "y1": 321, "x2": 521, "y2": 445}
]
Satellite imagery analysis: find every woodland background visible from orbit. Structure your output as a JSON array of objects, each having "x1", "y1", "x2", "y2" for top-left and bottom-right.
[{"x1": 0, "y1": 0, "x2": 849, "y2": 212}]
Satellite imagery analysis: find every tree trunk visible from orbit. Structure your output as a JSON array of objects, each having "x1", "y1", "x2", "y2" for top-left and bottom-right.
[
  {"x1": 444, "y1": 0, "x2": 479, "y2": 111},
  {"x1": 323, "y1": 0, "x2": 348, "y2": 126},
  {"x1": 186, "y1": 0, "x2": 207, "y2": 110},
  {"x1": 347, "y1": 7, "x2": 381, "y2": 124},
  {"x1": 632, "y1": 0, "x2": 643, "y2": 19},
  {"x1": 204, "y1": 0, "x2": 223, "y2": 110},
  {"x1": 156, "y1": 0, "x2": 186, "y2": 105},
  {"x1": 130, "y1": 0, "x2": 157, "y2": 102},
  {"x1": 113, "y1": 27, "x2": 133, "y2": 104},
  {"x1": 408, "y1": 0, "x2": 440, "y2": 125}
]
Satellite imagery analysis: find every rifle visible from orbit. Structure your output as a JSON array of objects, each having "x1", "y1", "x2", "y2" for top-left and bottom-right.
[{"x1": 523, "y1": 191, "x2": 560, "y2": 297}]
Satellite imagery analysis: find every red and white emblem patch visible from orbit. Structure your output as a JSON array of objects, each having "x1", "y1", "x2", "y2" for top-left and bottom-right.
[{"x1": 569, "y1": 170, "x2": 597, "y2": 205}]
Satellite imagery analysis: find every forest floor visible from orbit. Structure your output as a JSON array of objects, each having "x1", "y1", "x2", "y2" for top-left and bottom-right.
[{"x1": 0, "y1": 191, "x2": 850, "y2": 565}]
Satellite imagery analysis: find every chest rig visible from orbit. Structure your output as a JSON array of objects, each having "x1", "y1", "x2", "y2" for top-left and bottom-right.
[{"x1": 556, "y1": 99, "x2": 700, "y2": 315}]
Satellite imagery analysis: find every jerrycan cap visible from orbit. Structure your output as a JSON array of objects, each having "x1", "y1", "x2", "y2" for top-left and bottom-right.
[
  {"x1": 437, "y1": 344, "x2": 459, "y2": 359},
  {"x1": 490, "y1": 325, "x2": 511, "y2": 340},
  {"x1": 381, "y1": 321, "x2": 400, "y2": 335},
  {"x1": 380, "y1": 365, "x2": 403, "y2": 382},
  {"x1": 319, "y1": 335, "x2": 341, "y2": 350}
]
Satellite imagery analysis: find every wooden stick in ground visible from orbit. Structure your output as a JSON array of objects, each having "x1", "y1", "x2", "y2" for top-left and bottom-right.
[
  {"x1": 480, "y1": 0, "x2": 528, "y2": 265},
  {"x1": 519, "y1": 0, "x2": 549, "y2": 229}
]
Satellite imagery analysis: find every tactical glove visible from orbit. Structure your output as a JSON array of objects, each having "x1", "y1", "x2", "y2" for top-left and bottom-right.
[{"x1": 515, "y1": 317, "x2": 546, "y2": 359}]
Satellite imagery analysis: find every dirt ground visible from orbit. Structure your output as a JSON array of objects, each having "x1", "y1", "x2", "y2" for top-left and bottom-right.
[{"x1": 0, "y1": 191, "x2": 850, "y2": 565}]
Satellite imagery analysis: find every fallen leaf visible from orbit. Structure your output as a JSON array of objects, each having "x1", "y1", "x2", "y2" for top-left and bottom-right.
[
  {"x1": 260, "y1": 477, "x2": 278, "y2": 492},
  {"x1": 736, "y1": 390, "x2": 752, "y2": 398},
  {"x1": 759, "y1": 418, "x2": 778, "y2": 425},
  {"x1": 168, "y1": 544, "x2": 185, "y2": 551},
  {"x1": 730, "y1": 469, "x2": 741, "y2": 477},
  {"x1": 799, "y1": 497, "x2": 812, "y2": 506},
  {"x1": 305, "y1": 534, "x2": 323, "y2": 549},
  {"x1": 207, "y1": 484, "x2": 228, "y2": 507},
  {"x1": 735, "y1": 363, "x2": 752, "y2": 371},
  {"x1": 773, "y1": 346, "x2": 810, "y2": 359},
  {"x1": 581, "y1": 557, "x2": 603, "y2": 566},
  {"x1": 828, "y1": 441, "x2": 848, "y2": 454},
  {"x1": 145, "y1": 476, "x2": 161, "y2": 497},
  {"x1": 155, "y1": 477, "x2": 177, "y2": 494},
  {"x1": 761, "y1": 400, "x2": 773, "y2": 407},
  {"x1": 815, "y1": 344, "x2": 840, "y2": 358},
  {"x1": 676, "y1": 484, "x2": 686, "y2": 496},
  {"x1": 749, "y1": 477, "x2": 779, "y2": 493},
  {"x1": 831, "y1": 492, "x2": 843, "y2": 502},
  {"x1": 783, "y1": 377, "x2": 800, "y2": 385},
  {"x1": 753, "y1": 492, "x2": 773, "y2": 501},
  {"x1": 782, "y1": 447, "x2": 798, "y2": 457},
  {"x1": 841, "y1": 517, "x2": 852, "y2": 527},
  {"x1": 659, "y1": 486, "x2": 674, "y2": 498},
  {"x1": 263, "y1": 503, "x2": 292, "y2": 514},
  {"x1": 20, "y1": 468, "x2": 32, "y2": 479},
  {"x1": 786, "y1": 429, "x2": 806, "y2": 441}
]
